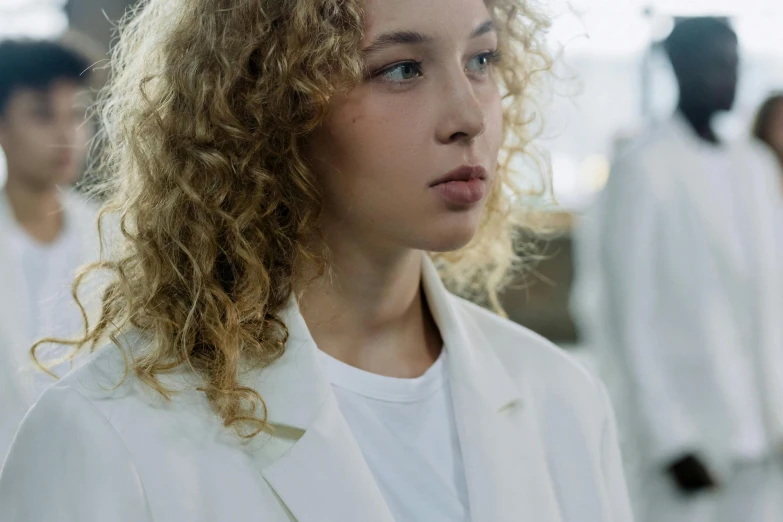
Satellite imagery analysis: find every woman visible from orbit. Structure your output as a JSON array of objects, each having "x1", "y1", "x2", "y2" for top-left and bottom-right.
[
  {"x1": 754, "y1": 93, "x2": 783, "y2": 171},
  {"x1": 0, "y1": 0, "x2": 632, "y2": 520}
]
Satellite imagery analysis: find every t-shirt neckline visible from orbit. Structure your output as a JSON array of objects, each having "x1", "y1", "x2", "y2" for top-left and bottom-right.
[{"x1": 316, "y1": 348, "x2": 447, "y2": 403}]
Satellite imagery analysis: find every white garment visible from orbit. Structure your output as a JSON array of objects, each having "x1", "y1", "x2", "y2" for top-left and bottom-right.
[
  {"x1": 0, "y1": 189, "x2": 100, "y2": 463},
  {"x1": 571, "y1": 115, "x2": 783, "y2": 521},
  {"x1": 11, "y1": 223, "x2": 85, "y2": 343},
  {"x1": 0, "y1": 254, "x2": 633, "y2": 522},
  {"x1": 318, "y1": 349, "x2": 470, "y2": 522},
  {"x1": 8, "y1": 211, "x2": 87, "y2": 387},
  {"x1": 695, "y1": 142, "x2": 768, "y2": 461}
]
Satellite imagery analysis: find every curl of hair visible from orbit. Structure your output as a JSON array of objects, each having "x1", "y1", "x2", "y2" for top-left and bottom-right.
[{"x1": 35, "y1": 0, "x2": 553, "y2": 437}]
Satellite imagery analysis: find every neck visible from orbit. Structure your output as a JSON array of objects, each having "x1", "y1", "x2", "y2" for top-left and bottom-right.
[
  {"x1": 297, "y1": 228, "x2": 441, "y2": 378},
  {"x1": 4, "y1": 174, "x2": 64, "y2": 243},
  {"x1": 678, "y1": 100, "x2": 719, "y2": 144}
]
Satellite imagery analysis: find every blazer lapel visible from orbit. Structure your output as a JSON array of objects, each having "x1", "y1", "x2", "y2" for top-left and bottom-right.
[
  {"x1": 261, "y1": 393, "x2": 395, "y2": 522},
  {"x1": 421, "y1": 257, "x2": 563, "y2": 521},
  {"x1": 246, "y1": 297, "x2": 395, "y2": 522}
]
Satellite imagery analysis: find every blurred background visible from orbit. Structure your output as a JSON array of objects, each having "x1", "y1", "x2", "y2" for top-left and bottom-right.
[{"x1": 506, "y1": 0, "x2": 783, "y2": 349}]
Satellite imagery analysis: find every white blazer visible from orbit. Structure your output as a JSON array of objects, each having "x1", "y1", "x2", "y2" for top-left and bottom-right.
[
  {"x1": 0, "y1": 189, "x2": 99, "y2": 462},
  {"x1": 0, "y1": 255, "x2": 633, "y2": 521},
  {"x1": 572, "y1": 116, "x2": 783, "y2": 489}
]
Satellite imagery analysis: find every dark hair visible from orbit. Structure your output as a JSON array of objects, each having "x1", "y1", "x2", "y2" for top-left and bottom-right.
[
  {"x1": 0, "y1": 39, "x2": 91, "y2": 115},
  {"x1": 664, "y1": 17, "x2": 737, "y2": 73},
  {"x1": 754, "y1": 94, "x2": 783, "y2": 146}
]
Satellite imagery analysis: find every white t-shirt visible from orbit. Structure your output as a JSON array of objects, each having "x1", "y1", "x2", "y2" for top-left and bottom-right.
[
  {"x1": 317, "y1": 348, "x2": 471, "y2": 522},
  {"x1": 7, "y1": 212, "x2": 89, "y2": 396}
]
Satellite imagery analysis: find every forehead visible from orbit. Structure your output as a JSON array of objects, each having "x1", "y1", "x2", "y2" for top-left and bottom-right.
[{"x1": 362, "y1": 0, "x2": 492, "y2": 41}]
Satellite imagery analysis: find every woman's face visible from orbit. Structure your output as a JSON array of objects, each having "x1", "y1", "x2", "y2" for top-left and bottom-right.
[{"x1": 307, "y1": 0, "x2": 503, "y2": 254}]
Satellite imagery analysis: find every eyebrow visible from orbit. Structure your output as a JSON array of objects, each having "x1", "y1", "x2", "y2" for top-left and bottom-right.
[
  {"x1": 471, "y1": 20, "x2": 496, "y2": 39},
  {"x1": 362, "y1": 19, "x2": 496, "y2": 56},
  {"x1": 362, "y1": 31, "x2": 432, "y2": 56}
]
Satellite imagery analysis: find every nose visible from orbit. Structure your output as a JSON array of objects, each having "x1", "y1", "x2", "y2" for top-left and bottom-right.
[{"x1": 435, "y1": 71, "x2": 486, "y2": 145}]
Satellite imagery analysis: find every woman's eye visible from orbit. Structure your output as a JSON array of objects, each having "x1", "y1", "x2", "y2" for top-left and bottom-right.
[
  {"x1": 379, "y1": 61, "x2": 423, "y2": 83},
  {"x1": 467, "y1": 50, "x2": 501, "y2": 74}
]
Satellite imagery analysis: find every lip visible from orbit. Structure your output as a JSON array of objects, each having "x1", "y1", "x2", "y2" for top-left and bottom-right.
[
  {"x1": 429, "y1": 165, "x2": 487, "y2": 187},
  {"x1": 430, "y1": 165, "x2": 488, "y2": 206}
]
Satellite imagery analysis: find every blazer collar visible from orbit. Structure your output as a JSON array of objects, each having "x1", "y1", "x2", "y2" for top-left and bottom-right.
[
  {"x1": 420, "y1": 254, "x2": 523, "y2": 412},
  {"x1": 247, "y1": 253, "x2": 561, "y2": 521},
  {"x1": 422, "y1": 256, "x2": 562, "y2": 521},
  {"x1": 253, "y1": 253, "x2": 523, "y2": 431}
]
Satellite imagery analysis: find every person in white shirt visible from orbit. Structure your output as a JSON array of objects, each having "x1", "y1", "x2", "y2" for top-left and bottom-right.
[
  {"x1": 0, "y1": 39, "x2": 99, "y2": 462},
  {"x1": 572, "y1": 18, "x2": 783, "y2": 522},
  {"x1": 0, "y1": 1, "x2": 632, "y2": 520}
]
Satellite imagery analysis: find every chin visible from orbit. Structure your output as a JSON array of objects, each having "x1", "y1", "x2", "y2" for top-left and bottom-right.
[
  {"x1": 418, "y1": 223, "x2": 480, "y2": 253},
  {"x1": 412, "y1": 206, "x2": 487, "y2": 252}
]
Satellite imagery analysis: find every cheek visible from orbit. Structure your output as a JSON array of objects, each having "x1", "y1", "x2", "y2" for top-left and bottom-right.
[
  {"x1": 315, "y1": 94, "x2": 430, "y2": 190},
  {"x1": 3, "y1": 127, "x2": 45, "y2": 159},
  {"x1": 17, "y1": 124, "x2": 53, "y2": 152}
]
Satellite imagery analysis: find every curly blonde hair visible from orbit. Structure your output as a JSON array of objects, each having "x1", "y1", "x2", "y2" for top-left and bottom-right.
[{"x1": 38, "y1": 0, "x2": 553, "y2": 436}]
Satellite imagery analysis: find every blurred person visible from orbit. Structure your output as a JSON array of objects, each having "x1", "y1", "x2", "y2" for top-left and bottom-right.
[
  {"x1": 0, "y1": 0, "x2": 633, "y2": 520},
  {"x1": 572, "y1": 18, "x2": 783, "y2": 522},
  {"x1": 0, "y1": 40, "x2": 97, "y2": 461},
  {"x1": 753, "y1": 93, "x2": 783, "y2": 172}
]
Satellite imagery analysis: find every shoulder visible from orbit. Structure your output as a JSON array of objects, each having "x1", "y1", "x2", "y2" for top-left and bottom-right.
[
  {"x1": 50, "y1": 334, "x2": 218, "y2": 445},
  {"x1": 451, "y1": 295, "x2": 605, "y2": 404},
  {"x1": 607, "y1": 123, "x2": 681, "y2": 198},
  {"x1": 726, "y1": 138, "x2": 783, "y2": 193},
  {"x1": 734, "y1": 138, "x2": 781, "y2": 171},
  {"x1": 0, "y1": 379, "x2": 153, "y2": 520},
  {"x1": 618, "y1": 120, "x2": 679, "y2": 161},
  {"x1": 62, "y1": 189, "x2": 99, "y2": 221},
  {"x1": 449, "y1": 295, "x2": 614, "y2": 464},
  {"x1": 61, "y1": 189, "x2": 103, "y2": 251},
  {"x1": 1, "y1": 335, "x2": 278, "y2": 519}
]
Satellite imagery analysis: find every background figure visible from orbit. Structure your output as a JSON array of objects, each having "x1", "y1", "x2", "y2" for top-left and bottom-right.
[
  {"x1": 754, "y1": 93, "x2": 783, "y2": 172},
  {"x1": 573, "y1": 18, "x2": 783, "y2": 522},
  {"x1": 0, "y1": 40, "x2": 98, "y2": 462}
]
